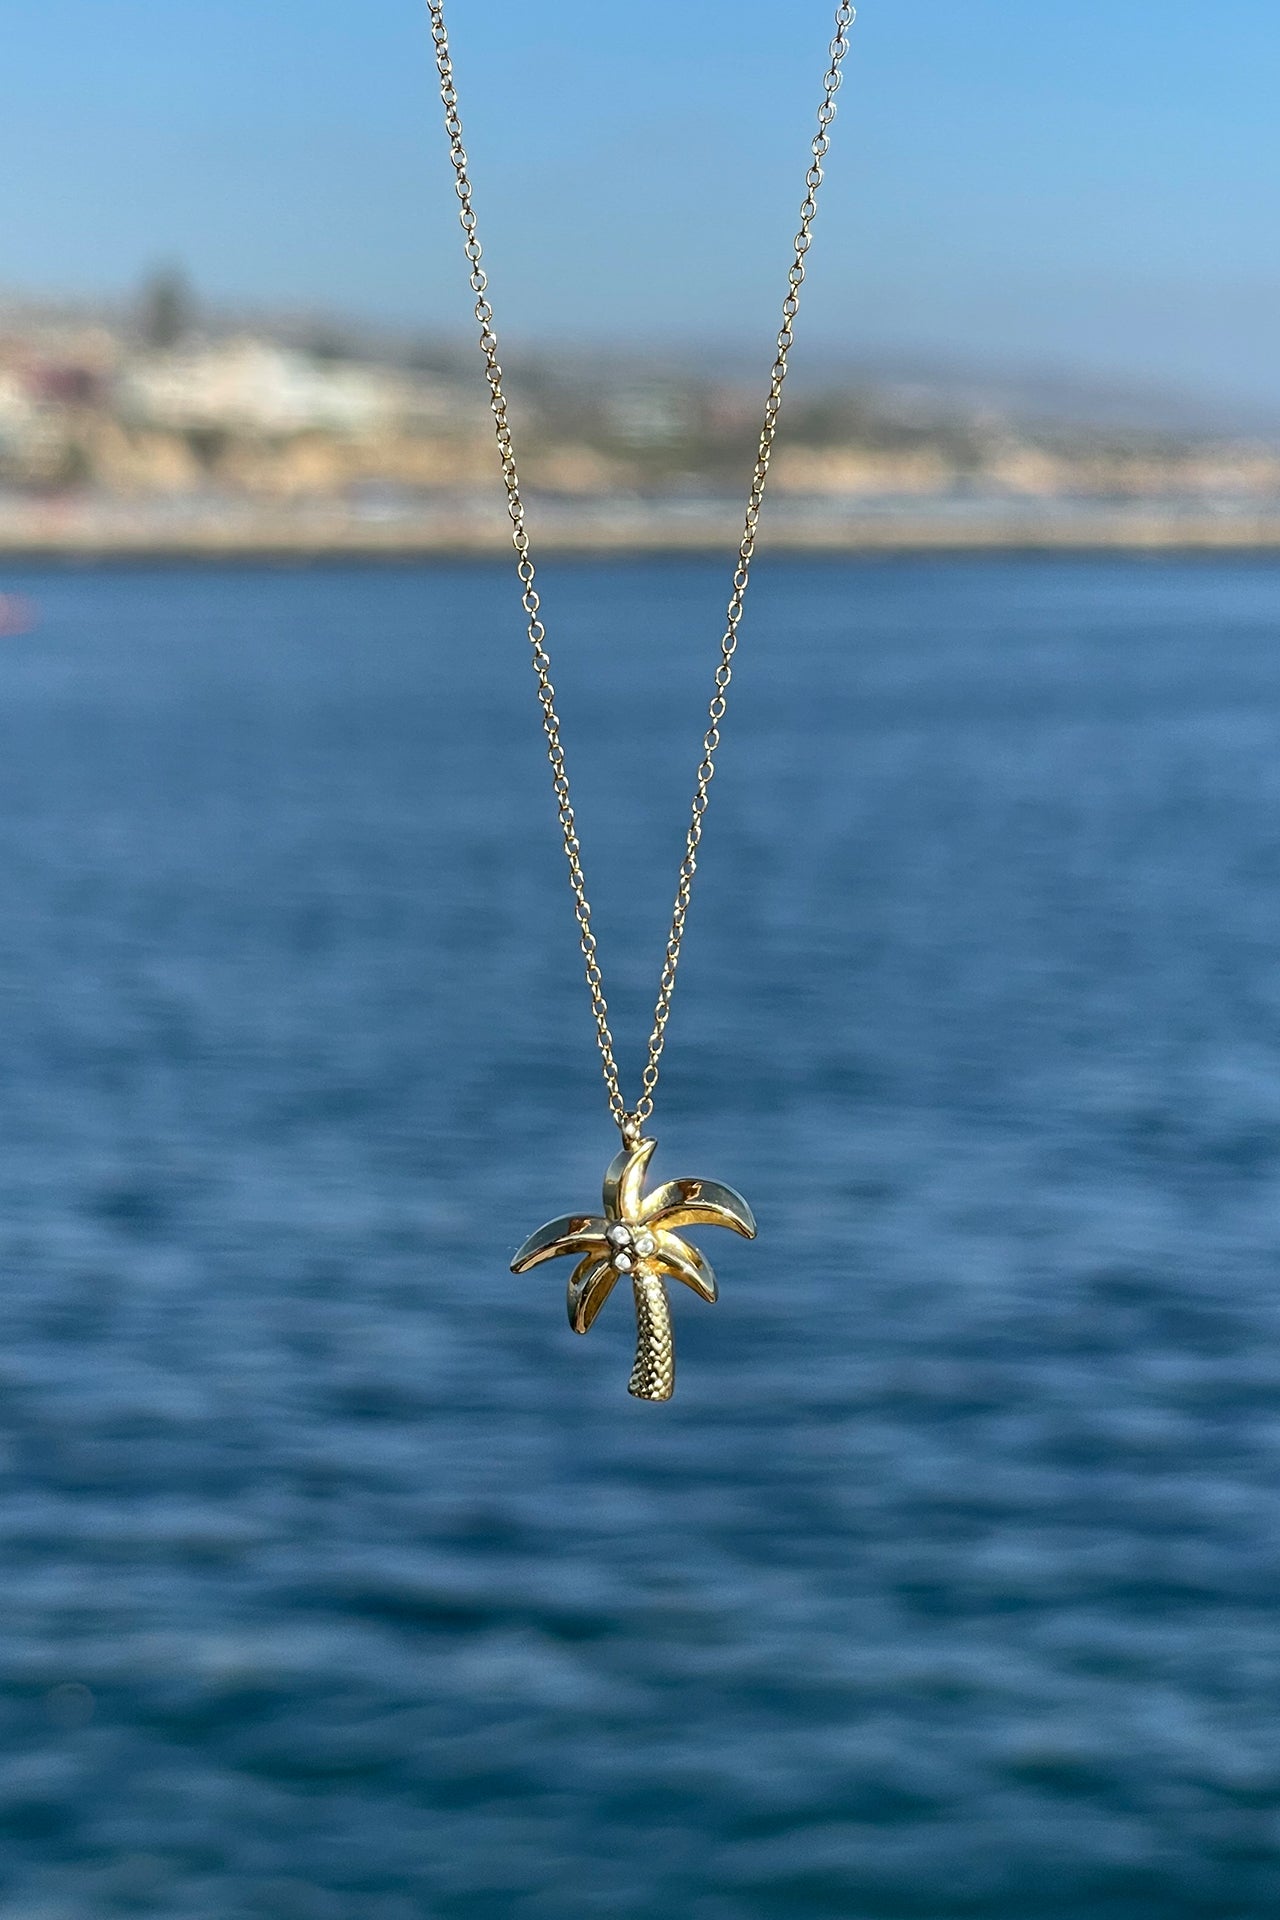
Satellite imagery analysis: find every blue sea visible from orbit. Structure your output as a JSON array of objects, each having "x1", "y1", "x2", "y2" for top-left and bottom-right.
[{"x1": 1, "y1": 556, "x2": 1280, "y2": 1918}]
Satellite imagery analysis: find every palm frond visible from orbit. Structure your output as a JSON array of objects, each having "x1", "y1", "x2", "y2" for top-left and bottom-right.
[
  {"x1": 653, "y1": 1230, "x2": 718, "y2": 1303},
  {"x1": 642, "y1": 1177, "x2": 756, "y2": 1239},
  {"x1": 568, "y1": 1253, "x2": 621, "y2": 1333},
  {"x1": 602, "y1": 1136, "x2": 657, "y2": 1221},
  {"x1": 511, "y1": 1212, "x2": 608, "y2": 1274}
]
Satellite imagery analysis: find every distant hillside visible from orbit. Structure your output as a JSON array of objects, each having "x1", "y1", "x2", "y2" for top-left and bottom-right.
[{"x1": 1, "y1": 285, "x2": 1278, "y2": 552}]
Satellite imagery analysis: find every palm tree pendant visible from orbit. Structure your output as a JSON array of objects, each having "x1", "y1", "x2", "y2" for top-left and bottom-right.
[{"x1": 510, "y1": 1135, "x2": 756, "y2": 1401}]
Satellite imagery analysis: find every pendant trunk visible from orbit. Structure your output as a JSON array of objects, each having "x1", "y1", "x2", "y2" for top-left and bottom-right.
[{"x1": 628, "y1": 1270, "x2": 675, "y2": 1401}]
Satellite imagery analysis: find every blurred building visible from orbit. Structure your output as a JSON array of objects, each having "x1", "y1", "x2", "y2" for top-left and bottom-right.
[{"x1": 0, "y1": 287, "x2": 1277, "y2": 548}]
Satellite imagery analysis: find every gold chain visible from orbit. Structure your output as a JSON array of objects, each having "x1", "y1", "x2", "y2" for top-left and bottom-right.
[{"x1": 427, "y1": 2, "x2": 854, "y2": 1143}]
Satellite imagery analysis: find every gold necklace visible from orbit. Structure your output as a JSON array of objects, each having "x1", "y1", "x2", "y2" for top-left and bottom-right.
[{"x1": 427, "y1": 2, "x2": 854, "y2": 1399}]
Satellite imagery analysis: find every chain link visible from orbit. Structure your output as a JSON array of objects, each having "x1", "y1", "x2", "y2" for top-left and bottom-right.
[{"x1": 427, "y1": 2, "x2": 854, "y2": 1139}]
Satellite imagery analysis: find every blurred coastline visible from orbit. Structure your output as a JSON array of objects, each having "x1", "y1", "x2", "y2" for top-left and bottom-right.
[{"x1": 4, "y1": 277, "x2": 1280, "y2": 558}]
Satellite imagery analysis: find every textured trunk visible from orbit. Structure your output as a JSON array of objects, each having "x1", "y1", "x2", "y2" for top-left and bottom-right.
[{"x1": 628, "y1": 1269, "x2": 675, "y2": 1401}]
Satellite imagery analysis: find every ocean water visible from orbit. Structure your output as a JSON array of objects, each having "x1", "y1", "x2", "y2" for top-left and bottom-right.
[{"x1": 1, "y1": 556, "x2": 1279, "y2": 1919}]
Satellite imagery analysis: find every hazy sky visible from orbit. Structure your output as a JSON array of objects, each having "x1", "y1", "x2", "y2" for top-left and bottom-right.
[{"x1": 3, "y1": 1, "x2": 1278, "y2": 409}]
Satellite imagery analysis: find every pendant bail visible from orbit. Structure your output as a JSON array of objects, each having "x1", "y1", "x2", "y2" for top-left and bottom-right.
[{"x1": 620, "y1": 1111, "x2": 644, "y2": 1149}]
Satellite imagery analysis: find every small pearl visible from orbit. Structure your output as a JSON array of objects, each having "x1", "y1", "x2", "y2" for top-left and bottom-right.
[
  {"x1": 612, "y1": 1251, "x2": 633, "y2": 1272},
  {"x1": 633, "y1": 1230, "x2": 657, "y2": 1258},
  {"x1": 607, "y1": 1223, "x2": 631, "y2": 1248}
]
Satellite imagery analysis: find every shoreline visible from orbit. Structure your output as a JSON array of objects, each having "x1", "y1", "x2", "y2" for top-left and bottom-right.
[{"x1": 3, "y1": 505, "x2": 1280, "y2": 562}]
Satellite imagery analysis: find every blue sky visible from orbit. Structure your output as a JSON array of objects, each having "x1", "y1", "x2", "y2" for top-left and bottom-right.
[{"x1": 2, "y1": 1, "x2": 1277, "y2": 408}]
